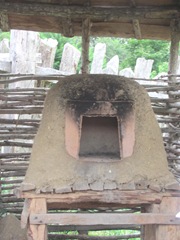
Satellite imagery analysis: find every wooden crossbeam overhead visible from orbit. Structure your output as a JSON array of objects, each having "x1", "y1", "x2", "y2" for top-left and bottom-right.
[
  {"x1": 0, "y1": 1, "x2": 179, "y2": 40},
  {"x1": 0, "y1": 3, "x2": 179, "y2": 20}
]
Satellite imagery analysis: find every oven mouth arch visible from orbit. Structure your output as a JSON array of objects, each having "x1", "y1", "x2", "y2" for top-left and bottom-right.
[{"x1": 65, "y1": 100, "x2": 135, "y2": 162}]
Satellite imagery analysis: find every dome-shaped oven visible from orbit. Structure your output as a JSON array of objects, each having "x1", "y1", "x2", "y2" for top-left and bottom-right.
[{"x1": 21, "y1": 74, "x2": 175, "y2": 193}]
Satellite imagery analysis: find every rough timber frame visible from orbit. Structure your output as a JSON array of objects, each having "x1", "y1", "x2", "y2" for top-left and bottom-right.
[
  {"x1": 0, "y1": 1, "x2": 179, "y2": 40},
  {"x1": 15, "y1": 189, "x2": 180, "y2": 240}
]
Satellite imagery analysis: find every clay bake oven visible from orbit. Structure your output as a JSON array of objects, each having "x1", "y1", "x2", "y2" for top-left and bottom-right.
[{"x1": 21, "y1": 74, "x2": 175, "y2": 193}]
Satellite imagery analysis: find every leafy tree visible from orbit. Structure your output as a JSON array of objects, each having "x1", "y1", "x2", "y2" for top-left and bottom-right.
[
  {"x1": 0, "y1": 31, "x2": 172, "y2": 77},
  {"x1": 90, "y1": 37, "x2": 127, "y2": 69},
  {"x1": 0, "y1": 31, "x2": 10, "y2": 41},
  {"x1": 91, "y1": 37, "x2": 170, "y2": 77},
  {"x1": 40, "y1": 33, "x2": 171, "y2": 77},
  {"x1": 120, "y1": 39, "x2": 170, "y2": 77}
]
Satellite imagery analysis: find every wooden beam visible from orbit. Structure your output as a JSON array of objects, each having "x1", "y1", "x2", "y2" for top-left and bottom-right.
[
  {"x1": 130, "y1": 0, "x2": 136, "y2": 7},
  {"x1": 0, "y1": 12, "x2": 9, "y2": 31},
  {"x1": 81, "y1": 18, "x2": 91, "y2": 74},
  {"x1": 21, "y1": 199, "x2": 32, "y2": 229},
  {"x1": 0, "y1": 3, "x2": 179, "y2": 20},
  {"x1": 30, "y1": 213, "x2": 180, "y2": 226},
  {"x1": 62, "y1": 18, "x2": 74, "y2": 37},
  {"x1": 169, "y1": 19, "x2": 180, "y2": 80},
  {"x1": 132, "y1": 19, "x2": 142, "y2": 39},
  {"x1": 27, "y1": 198, "x2": 48, "y2": 240},
  {"x1": 155, "y1": 197, "x2": 180, "y2": 240},
  {"x1": 144, "y1": 197, "x2": 180, "y2": 239},
  {"x1": 48, "y1": 224, "x2": 140, "y2": 232},
  {"x1": 48, "y1": 233, "x2": 140, "y2": 240},
  {"x1": 15, "y1": 189, "x2": 174, "y2": 204}
]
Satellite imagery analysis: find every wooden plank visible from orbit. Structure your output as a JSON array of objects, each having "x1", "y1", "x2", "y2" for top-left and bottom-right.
[
  {"x1": 30, "y1": 213, "x2": 180, "y2": 226},
  {"x1": 0, "y1": 107, "x2": 43, "y2": 114},
  {"x1": 48, "y1": 224, "x2": 140, "y2": 232},
  {"x1": 169, "y1": 19, "x2": 180, "y2": 81},
  {"x1": 144, "y1": 197, "x2": 180, "y2": 239},
  {"x1": 27, "y1": 198, "x2": 47, "y2": 240},
  {"x1": 81, "y1": 18, "x2": 90, "y2": 74},
  {"x1": 48, "y1": 233, "x2": 141, "y2": 240},
  {"x1": 0, "y1": 12, "x2": 9, "y2": 31},
  {"x1": 143, "y1": 204, "x2": 160, "y2": 240},
  {"x1": 0, "y1": 3, "x2": 179, "y2": 20},
  {"x1": 91, "y1": 22, "x2": 170, "y2": 40},
  {"x1": 21, "y1": 198, "x2": 32, "y2": 229},
  {"x1": 7, "y1": 14, "x2": 171, "y2": 40},
  {"x1": 156, "y1": 197, "x2": 180, "y2": 240},
  {"x1": 132, "y1": 19, "x2": 142, "y2": 39},
  {"x1": 14, "y1": 189, "x2": 168, "y2": 204}
]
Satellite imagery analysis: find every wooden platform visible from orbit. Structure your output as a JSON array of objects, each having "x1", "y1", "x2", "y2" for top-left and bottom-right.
[{"x1": 15, "y1": 189, "x2": 180, "y2": 240}]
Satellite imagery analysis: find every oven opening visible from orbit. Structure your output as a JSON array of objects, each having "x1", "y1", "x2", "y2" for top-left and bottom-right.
[{"x1": 79, "y1": 116, "x2": 121, "y2": 160}]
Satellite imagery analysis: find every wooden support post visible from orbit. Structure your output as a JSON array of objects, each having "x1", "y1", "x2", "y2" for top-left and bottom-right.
[
  {"x1": 130, "y1": 0, "x2": 136, "y2": 7},
  {"x1": 27, "y1": 198, "x2": 47, "y2": 240},
  {"x1": 0, "y1": 12, "x2": 9, "y2": 32},
  {"x1": 156, "y1": 197, "x2": 180, "y2": 239},
  {"x1": 167, "y1": 19, "x2": 180, "y2": 153},
  {"x1": 169, "y1": 19, "x2": 180, "y2": 81},
  {"x1": 81, "y1": 18, "x2": 90, "y2": 74},
  {"x1": 0, "y1": 158, "x2": 2, "y2": 215},
  {"x1": 132, "y1": 19, "x2": 142, "y2": 39},
  {"x1": 143, "y1": 204, "x2": 160, "y2": 240},
  {"x1": 143, "y1": 197, "x2": 180, "y2": 240},
  {"x1": 21, "y1": 199, "x2": 32, "y2": 229}
]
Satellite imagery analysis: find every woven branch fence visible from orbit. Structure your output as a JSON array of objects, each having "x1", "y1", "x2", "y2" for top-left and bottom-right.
[{"x1": 0, "y1": 73, "x2": 179, "y2": 239}]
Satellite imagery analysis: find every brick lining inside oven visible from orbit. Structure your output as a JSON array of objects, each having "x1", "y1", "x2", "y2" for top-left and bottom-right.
[{"x1": 65, "y1": 101, "x2": 135, "y2": 162}]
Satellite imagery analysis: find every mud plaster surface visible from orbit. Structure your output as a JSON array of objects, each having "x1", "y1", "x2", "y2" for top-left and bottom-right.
[
  {"x1": 0, "y1": 215, "x2": 27, "y2": 240},
  {"x1": 22, "y1": 74, "x2": 175, "y2": 193}
]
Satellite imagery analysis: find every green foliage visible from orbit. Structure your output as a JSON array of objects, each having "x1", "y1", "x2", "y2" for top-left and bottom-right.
[
  {"x1": 90, "y1": 37, "x2": 127, "y2": 69},
  {"x1": 120, "y1": 38, "x2": 170, "y2": 77},
  {"x1": 40, "y1": 33, "x2": 171, "y2": 77},
  {"x1": 89, "y1": 229, "x2": 140, "y2": 238},
  {"x1": 0, "y1": 31, "x2": 171, "y2": 77},
  {"x1": 0, "y1": 31, "x2": 10, "y2": 41},
  {"x1": 40, "y1": 32, "x2": 81, "y2": 69}
]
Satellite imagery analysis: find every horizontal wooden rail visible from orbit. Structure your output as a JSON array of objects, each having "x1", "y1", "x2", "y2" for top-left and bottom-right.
[
  {"x1": 48, "y1": 233, "x2": 141, "y2": 240},
  {"x1": 14, "y1": 189, "x2": 180, "y2": 210},
  {"x1": 30, "y1": 213, "x2": 180, "y2": 226}
]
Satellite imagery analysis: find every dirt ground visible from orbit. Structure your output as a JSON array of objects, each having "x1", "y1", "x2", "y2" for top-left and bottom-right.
[{"x1": 0, "y1": 215, "x2": 27, "y2": 240}]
